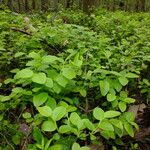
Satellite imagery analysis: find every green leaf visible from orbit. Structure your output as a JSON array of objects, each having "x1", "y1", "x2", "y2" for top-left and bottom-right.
[
  {"x1": 120, "y1": 91, "x2": 128, "y2": 98},
  {"x1": 33, "y1": 92, "x2": 48, "y2": 107},
  {"x1": 52, "y1": 106, "x2": 66, "y2": 121},
  {"x1": 46, "y1": 97, "x2": 56, "y2": 110},
  {"x1": 118, "y1": 102, "x2": 127, "y2": 112},
  {"x1": 99, "y1": 80, "x2": 110, "y2": 96},
  {"x1": 1, "y1": 96, "x2": 11, "y2": 102},
  {"x1": 42, "y1": 55, "x2": 61, "y2": 64},
  {"x1": 29, "y1": 52, "x2": 40, "y2": 59},
  {"x1": 62, "y1": 67, "x2": 76, "y2": 79},
  {"x1": 0, "y1": 115, "x2": 3, "y2": 121},
  {"x1": 109, "y1": 131, "x2": 116, "y2": 139},
  {"x1": 53, "y1": 82, "x2": 62, "y2": 94},
  {"x1": 110, "y1": 119, "x2": 123, "y2": 130},
  {"x1": 55, "y1": 75, "x2": 68, "y2": 87},
  {"x1": 15, "y1": 69, "x2": 33, "y2": 79},
  {"x1": 109, "y1": 71, "x2": 121, "y2": 76},
  {"x1": 83, "y1": 119, "x2": 95, "y2": 131},
  {"x1": 45, "y1": 139, "x2": 53, "y2": 150},
  {"x1": 114, "y1": 127, "x2": 123, "y2": 138},
  {"x1": 123, "y1": 98, "x2": 135, "y2": 103},
  {"x1": 47, "y1": 70, "x2": 58, "y2": 79},
  {"x1": 53, "y1": 133, "x2": 60, "y2": 140},
  {"x1": 59, "y1": 101, "x2": 68, "y2": 108},
  {"x1": 107, "y1": 93, "x2": 116, "y2": 102},
  {"x1": 111, "y1": 100, "x2": 118, "y2": 108},
  {"x1": 26, "y1": 118, "x2": 33, "y2": 123},
  {"x1": 42, "y1": 119, "x2": 57, "y2": 132},
  {"x1": 101, "y1": 130, "x2": 116, "y2": 140},
  {"x1": 115, "y1": 138, "x2": 124, "y2": 145},
  {"x1": 124, "y1": 112, "x2": 135, "y2": 122},
  {"x1": 79, "y1": 89, "x2": 87, "y2": 97},
  {"x1": 93, "y1": 107, "x2": 104, "y2": 120},
  {"x1": 104, "y1": 111, "x2": 121, "y2": 118},
  {"x1": 130, "y1": 122, "x2": 139, "y2": 130},
  {"x1": 118, "y1": 77, "x2": 128, "y2": 86},
  {"x1": 72, "y1": 143, "x2": 81, "y2": 150},
  {"x1": 70, "y1": 112, "x2": 81, "y2": 126},
  {"x1": 125, "y1": 73, "x2": 139, "y2": 78},
  {"x1": 33, "y1": 127, "x2": 43, "y2": 143},
  {"x1": 14, "y1": 52, "x2": 25, "y2": 58},
  {"x1": 109, "y1": 88, "x2": 116, "y2": 95},
  {"x1": 81, "y1": 147, "x2": 90, "y2": 150},
  {"x1": 45, "y1": 78, "x2": 53, "y2": 88},
  {"x1": 99, "y1": 121, "x2": 114, "y2": 131},
  {"x1": 67, "y1": 106, "x2": 77, "y2": 112},
  {"x1": 70, "y1": 128, "x2": 78, "y2": 136},
  {"x1": 143, "y1": 79, "x2": 150, "y2": 86},
  {"x1": 48, "y1": 144, "x2": 63, "y2": 150},
  {"x1": 112, "y1": 146, "x2": 117, "y2": 150},
  {"x1": 12, "y1": 134, "x2": 20, "y2": 145},
  {"x1": 22, "y1": 112, "x2": 31, "y2": 119},
  {"x1": 100, "y1": 130, "x2": 110, "y2": 139},
  {"x1": 4, "y1": 78, "x2": 13, "y2": 84},
  {"x1": 37, "y1": 106, "x2": 52, "y2": 117},
  {"x1": 32, "y1": 73, "x2": 46, "y2": 84},
  {"x1": 12, "y1": 88, "x2": 23, "y2": 95},
  {"x1": 124, "y1": 122, "x2": 134, "y2": 137},
  {"x1": 101, "y1": 130, "x2": 115, "y2": 139},
  {"x1": 59, "y1": 125, "x2": 71, "y2": 133},
  {"x1": 113, "y1": 79, "x2": 122, "y2": 92},
  {"x1": 77, "y1": 120, "x2": 85, "y2": 130},
  {"x1": 73, "y1": 53, "x2": 83, "y2": 67}
]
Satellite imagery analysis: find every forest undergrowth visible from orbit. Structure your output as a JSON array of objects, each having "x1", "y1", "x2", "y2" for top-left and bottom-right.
[{"x1": 0, "y1": 8, "x2": 150, "y2": 150}]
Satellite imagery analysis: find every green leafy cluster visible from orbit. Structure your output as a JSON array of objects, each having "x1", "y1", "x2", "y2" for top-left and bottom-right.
[{"x1": 0, "y1": 9, "x2": 149, "y2": 149}]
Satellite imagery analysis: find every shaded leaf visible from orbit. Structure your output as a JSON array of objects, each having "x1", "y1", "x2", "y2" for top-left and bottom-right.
[
  {"x1": 55, "y1": 75, "x2": 68, "y2": 87},
  {"x1": 72, "y1": 143, "x2": 80, "y2": 150},
  {"x1": 37, "y1": 106, "x2": 52, "y2": 117},
  {"x1": 123, "y1": 98, "x2": 135, "y2": 103},
  {"x1": 15, "y1": 69, "x2": 33, "y2": 79},
  {"x1": 83, "y1": 119, "x2": 95, "y2": 131},
  {"x1": 125, "y1": 73, "x2": 139, "y2": 78},
  {"x1": 70, "y1": 112, "x2": 81, "y2": 126},
  {"x1": 59, "y1": 125, "x2": 71, "y2": 133},
  {"x1": 33, "y1": 92, "x2": 48, "y2": 107},
  {"x1": 118, "y1": 77, "x2": 128, "y2": 86},
  {"x1": 62, "y1": 67, "x2": 76, "y2": 79},
  {"x1": 107, "y1": 93, "x2": 116, "y2": 102},
  {"x1": 48, "y1": 144, "x2": 63, "y2": 150},
  {"x1": 42, "y1": 55, "x2": 61, "y2": 64},
  {"x1": 99, "y1": 80, "x2": 110, "y2": 96},
  {"x1": 110, "y1": 119, "x2": 123, "y2": 130},
  {"x1": 32, "y1": 73, "x2": 46, "y2": 84},
  {"x1": 104, "y1": 111, "x2": 121, "y2": 118},
  {"x1": 124, "y1": 122, "x2": 134, "y2": 137},
  {"x1": 42, "y1": 119, "x2": 57, "y2": 132},
  {"x1": 45, "y1": 78, "x2": 53, "y2": 88},
  {"x1": 99, "y1": 121, "x2": 114, "y2": 131},
  {"x1": 93, "y1": 107, "x2": 104, "y2": 120},
  {"x1": 46, "y1": 97, "x2": 56, "y2": 110},
  {"x1": 52, "y1": 106, "x2": 66, "y2": 121},
  {"x1": 119, "y1": 102, "x2": 127, "y2": 112}
]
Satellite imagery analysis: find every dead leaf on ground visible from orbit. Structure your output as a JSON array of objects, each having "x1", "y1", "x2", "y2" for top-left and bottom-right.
[
  {"x1": 128, "y1": 103, "x2": 146, "y2": 117},
  {"x1": 88, "y1": 143, "x2": 104, "y2": 150}
]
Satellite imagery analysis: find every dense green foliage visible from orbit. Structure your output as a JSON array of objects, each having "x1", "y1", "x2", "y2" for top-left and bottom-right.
[
  {"x1": 0, "y1": 9, "x2": 150, "y2": 149},
  {"x1": 1, "y1": 0, "x2": 150, "y2": 12}
]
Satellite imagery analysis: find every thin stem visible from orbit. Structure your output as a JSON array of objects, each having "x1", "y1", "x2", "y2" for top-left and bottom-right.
[
  {"x1": 84, "y1": 53, "x2": 89, "y2": 114},
  {"x1": 0, "y1": 132, "x2": 15, "y2": 150}
]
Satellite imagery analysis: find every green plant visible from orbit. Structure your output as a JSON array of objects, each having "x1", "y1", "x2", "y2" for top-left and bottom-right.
[
  {"x1": 0, "y1": 9, "x2": 149, "y2": 149},
  {"x1": 1, "y1": 49, "x2": 139, "y2": 148}
]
